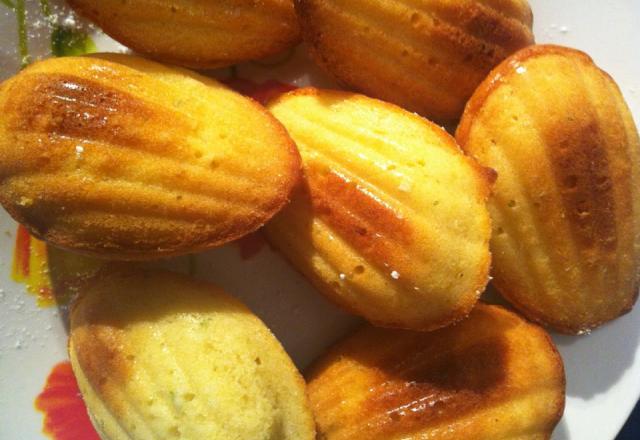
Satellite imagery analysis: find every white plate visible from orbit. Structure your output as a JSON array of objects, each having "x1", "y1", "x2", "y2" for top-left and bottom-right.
[{"x1": 1, "y1": 1, "x2": 639, "y2": 439}]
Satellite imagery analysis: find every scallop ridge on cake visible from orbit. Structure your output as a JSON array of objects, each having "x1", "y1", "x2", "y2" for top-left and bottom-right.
[{"x1": 67, "y1": 0, "x2": 301, "y2": 68}]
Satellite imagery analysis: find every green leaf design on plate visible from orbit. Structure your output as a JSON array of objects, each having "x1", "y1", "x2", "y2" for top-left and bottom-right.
[
  {"x1": 2, "y1": 0, "x2": 97, "y2": 70},
  {"x1": 1, "y1": 0, "x2": 15, "y2": 11},
  {"x1": 51, "y1": 25, "x2": 97, "y2": 57},
  {"x1": 41, "y1": 0, "x2": 96, "y2": 58},
  {"x1": 15, "y1": 0, "x2": 29, "y2": 68},
  {"x1": 39, "y1": 0, "x2": 52, "y2": 17}
]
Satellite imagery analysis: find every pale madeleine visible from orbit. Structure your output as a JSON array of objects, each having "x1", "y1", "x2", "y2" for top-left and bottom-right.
[{"x1": 69, "y1": 269, "x2": 315, "y2": 440}]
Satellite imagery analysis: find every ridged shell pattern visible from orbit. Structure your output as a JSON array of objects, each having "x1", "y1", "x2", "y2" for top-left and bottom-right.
[
  {"x1": 307, "y1": 304, "x2": 565, "y2": 440},
  {"x1": 266, "y1": 88, "x2": 493, "y2": 331},
  {"x1": 457, "y1": 45, "x2": 640, "y2": 333},
  {"x1": 69, "y1": 270, "x2": 315, "y2": 440},
  {"x1": 68, "y1": 0, "x2": 300, "y2": 68},
  {"x1": 0, "y1": 54, "x2": 300, "y2": 259},
  {"x1": 296, "y1": 0, "x2": 534, "y2": 122}
]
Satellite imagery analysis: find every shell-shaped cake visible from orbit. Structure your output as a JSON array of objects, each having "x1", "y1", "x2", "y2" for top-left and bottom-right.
[
  {"x1": 307, "y1": 303, "x2": 565, "y2": 440},
  {"x1": 266, "y1": 88, "x2": 493, "y2": 331},
  {"x1": 67, "y1": 0, "x2": 300, "y2": 68},
  {"x1": 69, "y1": 269, "x2": 315, "y2": 440},
  {"x1": 0, "y1": 54, "x2": 300, "y2": 260},
  {"x1": 457, "y1": 45, "x2": 640, "y2": 334},
  {"x1": 295, "y1": 0, "x2": 534, "y2": 122}
]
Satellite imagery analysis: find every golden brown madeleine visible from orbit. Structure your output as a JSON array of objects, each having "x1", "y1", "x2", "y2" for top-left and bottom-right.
[
  {"x1": 67, "y1": 0, "x2": 300, "y2": 68},
  {"x1": 69, "y1": 269, "x2": 315, "y2": 440},
  {"x1": 457, "y1": 45, "x2": 640, "y2": 334},
  {"x1": 295, "y1": 0, "x2": 534, "y2": 123},
  {"x1": 307, "y1": 303, "x2": 565, "y2": 440},
  {"x1": 0, "y1": 54, "x2": 300, "y2": 260},
  {"x1": 266, "y1": 88, "x2": 493, "y2": 331}
]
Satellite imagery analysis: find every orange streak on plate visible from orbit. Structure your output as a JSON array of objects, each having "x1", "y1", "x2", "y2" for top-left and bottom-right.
[
  {"x1": 35, "y1": 361, "x2": 100, "y2": 440},
  {"x1": 11, "y1": 225, "x2": 54, "y2": 307}
]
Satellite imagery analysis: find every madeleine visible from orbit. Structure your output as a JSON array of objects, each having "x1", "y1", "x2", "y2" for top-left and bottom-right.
[
  {"x1": 67, "y1": 0, "x2": 300, "y2": 68},
  {"x1": 457, "y1": 45, "x2": 640, "y2": 333},
  {"x1": 295, "y1": 0, "x2": 534, "y2": 122},
  {"x1": 0, "y1": 54, "x2": 300, "y2": 260},
  {"x1": 266, "y1": 88, "x2": 493, "y2": 331},
  {"x1": 307, "y1": 304, "x2": 565, "y2": 440},
  {"x1": 69, "y1": 269, "x2": 315, "y2": 440}
]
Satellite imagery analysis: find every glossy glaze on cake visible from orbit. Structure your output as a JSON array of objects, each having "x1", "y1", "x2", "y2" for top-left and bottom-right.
[{"x1": 267, "y1": 88, "x2": 493, "y2": 331}]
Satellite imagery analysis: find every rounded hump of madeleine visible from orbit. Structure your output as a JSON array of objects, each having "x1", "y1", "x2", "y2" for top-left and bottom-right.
[
  {"x1": 67, "y1": 0, "x2": 300, "y2": 68},
  {"x1": 266, "y1": 87, "x2": 493, "y2": 331},
  {"x1": 307, "y1": 303, "x2": 565, "y2": 440},
  {"x1": 0, "y1": 54, "x2": 301, "y2": 260},
  {"x1": 295, "y1": 0, "x2": 534, "y2": 123},
  {"x1": 69, "y1": 269, "x2": 315, "y2": 440},
  {"x1": 457, "y1": 44, "x2": 640, "y2": 333}
]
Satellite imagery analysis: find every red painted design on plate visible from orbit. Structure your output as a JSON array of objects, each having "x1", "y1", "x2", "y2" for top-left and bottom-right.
[{"x1": 35, "y1": 361, "x2": 100, "y2": 440}]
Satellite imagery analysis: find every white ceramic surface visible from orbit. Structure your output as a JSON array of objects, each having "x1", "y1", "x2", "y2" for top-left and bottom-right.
[{"x1": 1, "y1": 1, "x2": 639, "y2": 439}]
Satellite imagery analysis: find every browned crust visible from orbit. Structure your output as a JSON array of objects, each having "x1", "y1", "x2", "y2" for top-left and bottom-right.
[
  {"x1": 456, "y1": 44, "x2": 639, "y2": 334},
  {"x1": 0, "y1": 56, "x2": 302, "y2": 260},
  {"x1": 69, "y1": 325, "x2": 132, "y2": 402},
  {"x1": 306, "y1": 303, "x2": 566, "y2": 439},
  {"x1": 306, "y1": 166, "x2": 414, "y2": 273},
  {"x1": 268, "y1": 87, "x2": 494, "y2": 331},
  {"x1": 67, "y1": 0, "x2": 301, "y2": 68},
  {"x1": 68, "y1": 269, "x2": 135, "y2": 412},
  {"x1": 457, "y1": 44, "x2": 599, "y2": 145}
]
